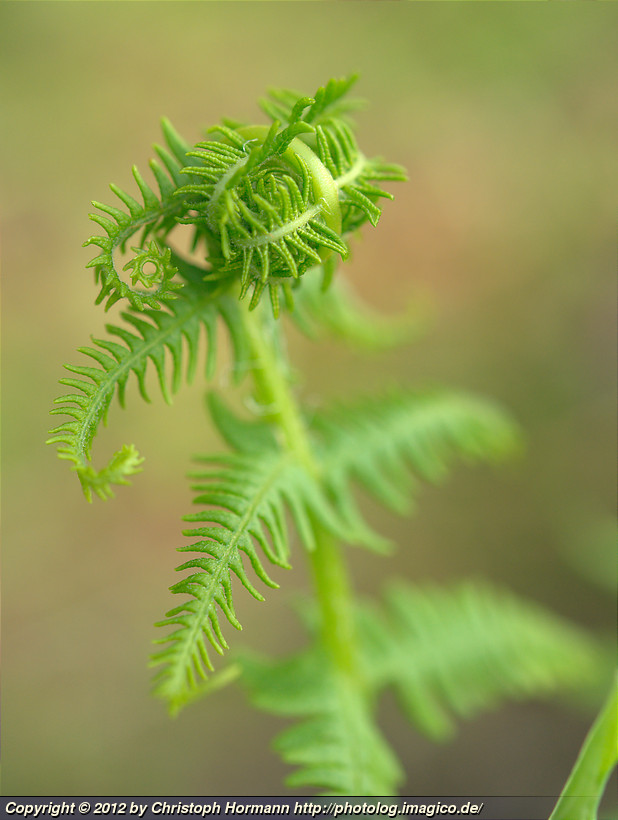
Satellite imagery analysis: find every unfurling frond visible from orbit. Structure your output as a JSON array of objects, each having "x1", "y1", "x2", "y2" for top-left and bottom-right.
[
  {"x1": 174, "y1": 76, "x2": 403, "y2": 316},
  {"x1": 240, "y1": 648, "x2": 403, "y2": 796},
  {"x1": 123, "y1": 240, "x2": 182, "y2": 295},
  {"x1": 79, "y1": 76, "x2": 404, "y2": 320},
  {"x1": 311, "y1": 389, "x2": 521, "y2": 548},
  {"x1": 313, "y1": 119, "x2": 407, "y2": 233},
  {"x1": 260, "y1": 75, "x2": 364, "y2": 128},
  {"x1": 260, "y1": 79, "x2": 406, "y2": 233},
  {"x1": 53, "y1": 77, "x2": 583, "y2": 803},
  {"x1": 358, "y1": 581, "x2": 606, "y2": 741},
  {"x1": 175, "y1": 119, "x2": 350, "y2": 315},
  {"x1": 47, "y1": 287, "x2": 249, "y2": 501},
  {"x1": 150, "y1": 442, "x2": 351, "y2": 714},
  {"x1": 84, "y1": 118, "x2": 194, "y2": 311}
]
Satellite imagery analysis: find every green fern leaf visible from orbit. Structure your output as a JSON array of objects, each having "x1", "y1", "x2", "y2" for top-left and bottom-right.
[
  {"x1": 313, "y1": 119, "x2": 407, "y2": 233},
  {"x1": 291, "y1": 271, "x2": 424, "y2": 352},
  {"x1": 47, "y1": 286, "x2": 249, "y2": 501},
  {"x1": 358, "y1": 581, "x2": 606, "y2": 741},
  {"x1": 150, "y1": 444, "x2": 352, "y2": 713},
  {"x1": 83, "y1": 118, "x2": 195, "y2": 311},
  {"x1": 173, "y1": 78, "x2": 404, "y2": 316},
  {"x1": 176, "y1": 120, "x2": 350, "y2": 313},
  {"x1": 239, "y1": 647, "x2": 403, "y2": 795},
  {"x1": 311, "y1": 390, "x2": 521, "y2": 545},
  {"x1": 240, "y1": 580, "x2": 605, "y2": 793},
  {"x1": 259, "y1": 75, "x2": 406, "y2": 235},
  {"x1": 259, "y1": 75, "x2": 364, "y2": 128}
]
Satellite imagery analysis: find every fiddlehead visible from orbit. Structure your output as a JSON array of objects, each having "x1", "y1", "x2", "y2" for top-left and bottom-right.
[
  {"x1": 176, "y1": 76, "x2": 406, "y2": 315},
  {"x1": 50, "y1": 75, "x2": 405, "y2": 498},
  {"x1": 84, "y1": 118, "x2": 194, "y2": 311},
  {"x1": 82, "y1": 75, "x2": 404, "y2": 320},
  {"x1": 176, "y1": 119, "x2": 348, "y2": 316}
]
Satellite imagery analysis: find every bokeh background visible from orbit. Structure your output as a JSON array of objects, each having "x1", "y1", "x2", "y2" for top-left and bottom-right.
[{"x1": 2, "y1": 0, "x2": 616, "y2": 800}]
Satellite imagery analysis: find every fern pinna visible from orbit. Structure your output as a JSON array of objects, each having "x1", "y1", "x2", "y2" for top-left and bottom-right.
[{"x1": 49, "y1": 76, "x2": 610, "y2": 799}]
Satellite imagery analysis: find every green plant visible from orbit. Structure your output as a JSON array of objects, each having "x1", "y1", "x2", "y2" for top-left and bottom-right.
[
  {"x1": 48, "y1": 76, "x2": 612, "y2": 799},
  {"x1": 549, "y1": 674, "x2": 617, "y2": 820}
]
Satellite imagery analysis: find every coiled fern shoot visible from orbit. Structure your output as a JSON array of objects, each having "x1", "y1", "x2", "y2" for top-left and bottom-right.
[{"x1": 49, "y1": 76, "x2": 613, "y2": 802}]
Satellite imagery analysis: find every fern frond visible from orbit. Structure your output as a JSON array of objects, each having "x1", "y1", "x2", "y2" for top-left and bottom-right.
[
  {"x1": 315, "y1": 119, "x2": 407, "y2": 232},
  {"x1": 260, "y1": 75, "x2": 364, "y2": 128},
  {"x1": 71, "y1": 444, "x2": 144, "y2": 502},
  {"x1": 173, "y1": 78, "x2": 404, "y2": 316},
  {"x1": 150, "y1": 443, "x2": 351, "y2": 713},
  {"x1": 47, "y1": 287, "x2": 249, "y2": 501},
  {"x1": 83, "y1": 118, "x2": 194, "y2": 311},
  {"x1": 176, "y1": 120, "x2": 349, "y2": 314},
  {"x1": 291, "y1": 271, "x2": 423, "y2": 351},
  {"x1": 260, "y1": 77, "x2": 408, "y2": 231},
  {"x1": 358, "y1": 581, "x2": 606, "y2": 741},
  {"x1": 240, "y1": 648, "x2": 403, "y2": 796},
  {"x1": 311, "y1": 389, "x2": 521, "y2": 545},
  {"x1": 240, "y1": 580, "x2": 605, "y2": 793}
]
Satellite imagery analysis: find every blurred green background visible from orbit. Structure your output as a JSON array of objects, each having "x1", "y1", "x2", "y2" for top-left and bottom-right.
[{"x1": 2, "y1": 0, "x2": 616, "y2": 798}]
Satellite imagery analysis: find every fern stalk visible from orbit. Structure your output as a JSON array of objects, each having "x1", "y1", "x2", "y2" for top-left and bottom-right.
[
  {"x1": 239, "y1": 297, "x2": 316, "y2": 473},
  {"x1": 240, "y1": 297, "x2": 394, "y2": 792},
  {"x1": 240, "y1": 298, "x2": 359, "y2": 677}
]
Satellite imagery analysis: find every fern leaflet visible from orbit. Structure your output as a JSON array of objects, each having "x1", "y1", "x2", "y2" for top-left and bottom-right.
[
  {"x1": 84, "y1": 118, "x2": 195, "y2": 311},
  {"x1": 358, "y1": 581, "x2": 606, "y2": 741},
  {"x1": 150, "y1": 442, "x2": 351, "y2": 714},
  {"x1": 259, "y1": 75, "x2": 364, "y2": 129},
  {"x1": 240, "y1": 647, "x2": 403, "y2": 795},
  {"x1": 240, "y1": 581, "x2": 605, "y2": 794},
  {"x1": 47, "y1": 285, "x2": 249, "y2": 501},
  {"x1": 311, "y1": 389, "x2": 521, "y2": 548},
  {"x1": 151, "y1": 387, "x2": 521, "y2": 712},
  {"x1": 291, "y1": 270, "x2": 422, "y2": 351},
  {"x1": 314, "y1": 119, "x2": 407, "y2": 233}
]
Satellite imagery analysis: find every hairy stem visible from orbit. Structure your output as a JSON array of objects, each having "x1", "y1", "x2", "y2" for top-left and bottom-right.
[{"x1": 239, "y1": 295, "x2": 358, "y2": 675}]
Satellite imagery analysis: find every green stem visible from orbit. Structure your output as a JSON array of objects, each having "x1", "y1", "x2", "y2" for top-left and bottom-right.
[
  {"x1": 306, "y1": 525, "x2": 356, "y2": 674},
  {"x1": 239, "y1": 297, "x2": 357, "y2": 674},
  {"x1": 240, "y1": 298, "x2": 314, "y2": 471}
]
